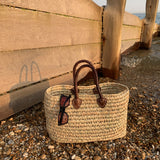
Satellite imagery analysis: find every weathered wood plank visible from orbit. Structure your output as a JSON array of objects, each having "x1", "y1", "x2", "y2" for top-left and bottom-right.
[
  {"x1": 121, "y1": 12, "x2": 142, "y2": 54},
  {"x1": 0, "y1": 63, "x2": 101, "y2": 121},
  {"x1": 121, "y1": 25, "x2": 141, "y2": 40},
  {"x1": 123, "y1": 12, "x2": 142, "y2": 27},
  {"x1": 0, "y1": 6, "x2": 102, "y2": 51},
  {"x1": 121, "y1": 39, "x2": 140, "y2": 53},
  {"x1": 0, "y1": 0, "x2": 102, "y2": 21},
  {"x1": 0, "y1": 44, "x2": 101, "y2": 94},
  {"x1": 0, "y1": 73, "x2": 73, "y2": 120}
]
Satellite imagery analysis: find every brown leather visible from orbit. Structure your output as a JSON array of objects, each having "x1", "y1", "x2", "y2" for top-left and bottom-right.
[
  {"x1": 73, "y1": 60, "x2": 93, "y2": 79},
  {"x1": 71, "y1": 88, "x2": 79, "y2": 94},
  {"x1": 97, "y1": 97, "x2": 107, "y2": 108},
  {"x1": 93, "y1": 87, "x2": 101, "y2": 94},
  {"x1": 72, "y1": 98, "x2": 82, "y2": 109},
  {"x1": 72, "y1": 60, "x2": 107, "y2": 109}
]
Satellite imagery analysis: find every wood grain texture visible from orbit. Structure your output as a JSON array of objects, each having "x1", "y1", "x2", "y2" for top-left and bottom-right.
[
  {"x1": 0, "y1": 63, "x2": 101, "y2": 121},
  {"x1": 0, "y1": 6, "x2": 102, "y2": 52},
  {"x1": 121, "y1": 26, "x2": 141, "y2": 40},
  {"x1": 121, "y1": 39, "x2": 140, "y2": 53},
  {"x1": 0, "y1": 0, "x2": 102, "y2": 21},
  {"x1": 141, "y1": 0, "x2": 159, "y2": 49},
  {"x1": 102, "y1": 0, "x2": 126, "y2": 79},
  {"x1": 0, "y1": 73, "x2": 74, "y2": 121},
  {"x1": 0, "y1": 44, "x2": 101, "y2": 94},
  {"x1": 123, "y1": 12, "x2": 142, "y2": 27}
]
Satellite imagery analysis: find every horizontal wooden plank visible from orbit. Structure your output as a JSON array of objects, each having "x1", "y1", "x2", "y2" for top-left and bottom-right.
[
  {"x1": 0, "y1": 63, "x2": 101, "y2": 120},
  {"x1": 121, "y1": 25, "x2": 141, "y2": 40},
  {"x1": 123, "y1": 12, "x2": 142, "y2": 27},
  {"x1": 121, "y1": 39, "x2": 140, "y2": 53},
  {"x1": 0, "y1": 44, "x2": 101, "y2": 94},
  {"x1": 0, "y1": 6, "x2": 102, "y2": 51},
  {"x1": 0, "y1": 73, "x2": 73, "y2": 121},
  {"x1": 0, "y1": 0, "x2": 102, "y2": 21}
]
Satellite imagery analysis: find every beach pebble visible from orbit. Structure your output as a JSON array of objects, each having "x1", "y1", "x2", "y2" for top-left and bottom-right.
[
  {"x1": 71, "y1": 154, "x2": 76, "y2": 159},
  {"x1": 93, "y1": 156, "x2": 101, "y2": 160},
  {"x1": 41, "y1": 154, "x2": 47, "y2": 159},
  {"x1": 142, "y1": 152, "x2": 146, "y2": 160},
  {"x1": 23, "y1": 152, "x2": 28, "y2": 158},
  {"x1": 8, "y1": 140, "x2": 14, "y2": 145},
  {"x1": 9, "y1": 131, "x2": 14, "y2": 136}
]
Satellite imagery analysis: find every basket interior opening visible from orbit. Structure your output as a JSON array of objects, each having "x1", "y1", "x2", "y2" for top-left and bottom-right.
[{"x1": 48, "y1": 83, "x2": 128, "y2": 97}]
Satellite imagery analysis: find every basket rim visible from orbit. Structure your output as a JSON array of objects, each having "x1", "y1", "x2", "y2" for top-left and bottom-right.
[{"x1": 45, "y1": 82, "x2": 129, "y2": 98}]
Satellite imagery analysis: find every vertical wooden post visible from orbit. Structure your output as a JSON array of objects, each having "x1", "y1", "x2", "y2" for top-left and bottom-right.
[
  {"x1": 102, "y1": 0, "x2": 126, "y2": 79},
  {"x1": 140, "y1": 0, "x2": 159, "y2": 49}
]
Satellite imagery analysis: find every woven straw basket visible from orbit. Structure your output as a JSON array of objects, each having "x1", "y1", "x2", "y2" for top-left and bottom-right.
[{"x1": 44, "y1": 60, "x2": 129, "y2": 143}]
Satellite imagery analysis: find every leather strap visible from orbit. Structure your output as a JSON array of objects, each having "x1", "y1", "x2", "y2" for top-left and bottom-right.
[
  {"x1": 73, "y1": 60, "x2": 93, "y2": 78},
  {"x1": 72, "y1": 60, "x2": 107, "y2": 109}
]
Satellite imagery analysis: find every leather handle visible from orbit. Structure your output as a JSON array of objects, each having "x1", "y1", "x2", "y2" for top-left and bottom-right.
[
  {"x1": 73, "y1": 60, "x2": 93, "y2": 79},
  {"x1": 72, "y1": 61, "x2": 107, "y2": 109}
]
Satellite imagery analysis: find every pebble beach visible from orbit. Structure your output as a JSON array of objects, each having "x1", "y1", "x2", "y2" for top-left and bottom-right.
[{"x1": 0, "y1": 47, "x2": 160, "y2": 160}]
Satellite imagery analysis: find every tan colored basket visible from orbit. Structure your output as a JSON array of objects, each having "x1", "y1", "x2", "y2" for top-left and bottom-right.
[{"x1": 44, "y1": 60, "x2": 129, "y2": 143}]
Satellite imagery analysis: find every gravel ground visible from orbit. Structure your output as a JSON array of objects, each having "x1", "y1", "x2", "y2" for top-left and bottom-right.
[{"x1": 0, "y1": 53, "x2": 160, "y2": 160}]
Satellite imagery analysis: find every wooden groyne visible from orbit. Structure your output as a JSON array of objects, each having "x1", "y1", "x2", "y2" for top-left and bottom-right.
[
  {"x1": 0, "y1": 0, "x2": 159, "y2": 120},
  {"x1": 102, "y1": 0, "x2": 160, "y2": 78}
]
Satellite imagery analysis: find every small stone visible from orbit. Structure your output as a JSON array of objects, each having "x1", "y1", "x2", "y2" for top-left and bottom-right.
[
  {"x1": 9, "y1": 131, "x2": 15, "y2": 136},
  {"x1": 15, "y1": 130, "x2": 22, "y2": 133},
  {"x1": 71, "y1": 154, "x2": 76, "y2": 159},
  {"x1": 84, "y1": 158, "x2": 89, "y2": 160},
  {"x1": 101, "y1": 144, "x2": 107, "y2": 151},
  {"x1": 75, "y1": 156, "x2": 81, "y2": 160},
  {"x1": 17, "y1": 124, "x2": 24, "y2": 127},
  {"x1": 41, "y1": 154, "x2": 47, "y2": 159},
  {"x1": 63, "y1": 151, "x2": 67, "y2": 155},
  {"x1": 131, "y1": 87, "x2": 137, "y2": 90},
  {"x1": 93, "y1": 156, "x2": 101, "y2": 160},
  {"x1": 152, "y1": 105, "x2": 158, "y2": 108},
  {"x1": 24, "y1": 127, "x2": 29, "y2": 132},
  {"x1": 1, "y1": 121, "x2": 6, "y2": 125},
  {"x1": 138, "y1": 94, "x2": 145, "y2": 98},
  {"x1": 8, "y1": 140, "x2": 14, "y2": 145},
  {"x1": 48, "y1": 145, "x2": 54, "y2": 150},
  {"x1": 152, "y1": 145, "x2": 155, "y2": 150},
  {"x1": 142, "y1": 152, "x2": 146, "y2": 160},
  {"x1": 113, "y1": 152, "x2": 117, "y2": 159},
  {"x1": 6, "y1": 148, "x2": 11, "y2": 155},
  {"x1": 23, "y1": 152, "x2": 28, "y2": 158},
  {"x1": 0, "y1": 141, "x2": 5, "y2": 146},
  {"x1": 9, "y1": 118, "x2": 13, "y2": 121},
  {"x1": 81, "y1": 149, "x2": 87, "y2": 155}
]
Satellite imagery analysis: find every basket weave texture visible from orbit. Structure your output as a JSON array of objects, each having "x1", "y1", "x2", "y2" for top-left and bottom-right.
[{"x1": 44, "y1": 82, "x2": 129, "y2": 143}]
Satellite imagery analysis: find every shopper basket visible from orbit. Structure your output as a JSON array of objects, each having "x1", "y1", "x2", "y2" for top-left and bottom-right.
[{"x1": 44, "y1": 60, "x2": 129, "y2": 143}]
